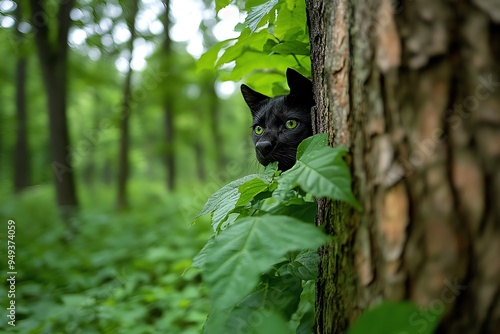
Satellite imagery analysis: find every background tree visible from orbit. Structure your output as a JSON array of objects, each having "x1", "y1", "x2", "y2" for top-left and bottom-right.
[
  {"x1": 29, "y1": 0, "x2": 78, "y2": 218},
  {"x1": 13, "y1": 1, "x2": 30, "y2": 193},
  {"x1": 116, "y1": 0, "x2": 140, "y2": 210},
  {"x1": 161, "y1": 0, "x2": 176, "y2": 190},
  {"x1": 306, "y1": 0, "x2": 500, "y2": 332}
]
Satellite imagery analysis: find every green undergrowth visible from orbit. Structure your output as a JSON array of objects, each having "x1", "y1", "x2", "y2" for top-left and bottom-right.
[{"x1": 0, "y1": 182, "x2": 212, "y2": 333}]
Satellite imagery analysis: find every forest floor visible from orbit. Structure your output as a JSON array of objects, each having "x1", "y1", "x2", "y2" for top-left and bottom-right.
[{"x1": 0, "y1": 181, "x2": 211, "y2": 333}]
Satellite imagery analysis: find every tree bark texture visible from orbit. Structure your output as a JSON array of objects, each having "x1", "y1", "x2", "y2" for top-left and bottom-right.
[
  {"x1": 29, "y1": 0, "x2": 78, "y2": 215},
  {"x1": 306, "y1": 0, "x2": 500, "y2": 333},
  {"x1": 117, "y1": 0, "x2": 139, "y2": 210}
]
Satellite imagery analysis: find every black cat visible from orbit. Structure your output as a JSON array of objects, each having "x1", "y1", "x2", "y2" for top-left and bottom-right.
[{"x1": 241, "y1": 68, "x2": 314, "y2": 171}]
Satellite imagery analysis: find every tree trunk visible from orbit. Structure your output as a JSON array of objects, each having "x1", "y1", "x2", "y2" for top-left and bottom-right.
[
  {"x1": 162, "y1": 0, "x2": 176, "y2": 191},
  {"x1": 117, "y1": 0, "x2": 139, "y2": 210},
  {"x1": 29, "y1": 0, "x2": 78, "y2": 219},
  {"x1": 13, "y1": 2, "x2": 30, "y2": 193},
  {"x1": 306, "y1": 0, "x2": 500, "y2": 333}
]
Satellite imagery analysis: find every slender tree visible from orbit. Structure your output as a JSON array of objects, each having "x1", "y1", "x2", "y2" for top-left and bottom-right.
[
  {"x1": 13, "y1": 1, "x2": 30, "y2": 192},
  {"x1": 162, "y1": 0, "x2": 176, "y2": 190},
  {"x1": 29, "y1": 0, "x2": 78, "y2": 219},
  {"x1": 117, "y1": 0, "x2": 140, "y2": 210},
  {"x1": 306, "y1": 0, "x2": 500, "y2": 333}
]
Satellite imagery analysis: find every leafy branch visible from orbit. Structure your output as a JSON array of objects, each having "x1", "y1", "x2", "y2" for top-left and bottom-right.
[{"x1": 192, "y1": 134, "x2": 361, "y2": 333}]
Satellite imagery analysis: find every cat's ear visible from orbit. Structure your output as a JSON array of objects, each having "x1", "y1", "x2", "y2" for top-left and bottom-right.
[
  {"x1": 286, "y1": 68, "x2": 314, "y2": 106},
  {"x1": 241, "y1": 84, "x2": 269, "y2": 114}
]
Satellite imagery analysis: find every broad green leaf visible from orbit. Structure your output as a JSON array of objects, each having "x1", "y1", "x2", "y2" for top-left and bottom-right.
[
  {"x1": 196, "y1": 163, "x2": 277, "y2": 230},
  {"x1": 206, "y1": 276, "x2": 300, "y2": 334},
  {"x1": 237, "y1": 178, "x2": 269, "y2": 207},
  {"x1": 202, "y1": 215, "x2": 329, "y2": 311},
  {"x1": 246, "y1": 0, "x2": 279, "y2": 32},
  {"x1": 296, "y1": 133, "x2": 328, "y2": 159},
  {"x1": 272, "y1": 40, "x2": 310, "y2": 56},
  {"x1": 348, "y1": 302, "x2": 443, "y2": 334},
  {"x1": 263, "y1": 198, "x2": 317, "y2": 223},
  {"x1": 215, "y1": 29, "x2": 268, "y2": 68},
  {"x1": 216, "y1": 0, "x2": 231, "y2": 13},
  {"x1": 228, "y1": 274, "x2": 302, "y2": 322},
  {"x1": 277, "y1": 251, "x2": 319, "y2": 281},
  {"x1": 263, "y1": 38, "x2": 278, "y2": 53},
  {"x1": 219, "y1": 50, "x2": 305, "y2": 84},
  {"x1": 296, "y1": 309, "x2": 314, "y2": 334},
  {"x1": 229, "y1": 309, "x2": 294, "y2": 334},
  {"x1": 285, "y1": 0, "x2": 295, "y2": 10},
  {"x1": 191, "y1": 237, "x2": 214, "y2": 270},
  {"x1": 275, "y1": 134, "x2": 362, "y2": 210},
  {"x1": 197, "y1": 174, "x2": 256, "y2": 229},
  {"x1": 197, "y1": 39, "x2": 235, "y2": 72},
  {"x1": 274, "y1": 0, "x2": 307, "y2": 39}
]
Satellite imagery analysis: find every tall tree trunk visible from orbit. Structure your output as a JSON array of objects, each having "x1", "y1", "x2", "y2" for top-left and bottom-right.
[
  {"x1": 163, "y1": 0, "x2": 175, "y2": 191},
  {"x1": 306, "y1": 0, "x2": 500, "y2": 333},
  {"x1": 13, "y1": 2, "x2": 30, "y2": 193},
  {"x1": 29, "y1": 0, "x2": 78, "y2": 219},
  {"x1": 117, "y1": 0, "x2": 139, "y2": 210}
]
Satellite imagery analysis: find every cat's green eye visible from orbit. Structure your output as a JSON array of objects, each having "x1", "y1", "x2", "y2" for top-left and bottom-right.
[
  {"x1": 254, "y1": 125, "x2": 264, "y2": 135},
  {"x1": 285, "y1": 119, "x2": 298, "y2": 129}
]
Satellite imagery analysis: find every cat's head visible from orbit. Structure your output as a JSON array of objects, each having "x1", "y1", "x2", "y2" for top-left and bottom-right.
[{"x1": 241, "y1": 68, "x2": 314, "y2": 171}]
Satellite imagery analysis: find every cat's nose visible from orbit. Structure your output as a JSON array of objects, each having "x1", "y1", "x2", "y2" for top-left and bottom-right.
[{"x1": 256, "y1": 140, "x2": 273, "y2": 156}]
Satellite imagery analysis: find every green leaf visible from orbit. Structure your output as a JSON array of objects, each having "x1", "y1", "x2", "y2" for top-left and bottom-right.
[
  {"x1": 275, "y1": 134, "x2": 362, "y2": 210},
  {"x1": 231, "y1": 273, "x2": 302, "y2": 320},
  {"x1": 237, "y1": 178, "x2": 269, "y2": 207},
  {"x1": 296, "y1": 309, "x2": 314, "y2": 334},
  {"x1": 191, "y1": 237, "x2": 214, "y2": 270},
  {"x1": 197, "y1": 39, "x2": 235, "y2": 72},
  {"x1": 196, "y1": 174, "x2": 255, "y2": 228},
  {"x1": 274, "y1": 0, "x2": 307, "y2": 39},
  {"x1": 271, "y1": 40, "x2": 310, "y2": 56},
  {"x1": 296, "y1": 133, "x2": 328, "y2": 160},
  {"x1": 216, "y1": 0, "x2": 231, "y2": 13},
  {"x1": 215, "y1": 29, "x2": 268, "y2": 68},
  {"x1": 347, "y1": 301, "x2": 443, "y2": 334},
  {"x1": 202, "y1": 215, "x2": 329, "y2": 312},
  {"x1": 263, "y1": 198, "x2": 317, "y2": 223},
  {"x1": 277, "y1": 251, "x2": 319, "y2": 281},
  {"x1": 196, "y1": 163, "x2": 277, "y2": 231},
  {"x1": 246, "y1": 0, "x2": 279, "y2": 32},
  {"x1": 229, "y1": 309, "x2": 294, "y2": 334}
]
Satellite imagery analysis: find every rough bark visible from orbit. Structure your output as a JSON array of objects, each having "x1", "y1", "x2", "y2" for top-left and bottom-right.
[
  {"x1": 306, "y1": 0, "x2": 500, "y2": 333},
  {"x1": 163, "y1": 0, "x2": 176, "y2": 191},
  {"x1": 29, "y1": 0, "x2": 78, "y2": 217},
  {"x1": 117, "y1": 0, "x2": 139, "y2": 210},
  {"x1": 14, "y1": 2, "x2": 30, "y2": 193}
]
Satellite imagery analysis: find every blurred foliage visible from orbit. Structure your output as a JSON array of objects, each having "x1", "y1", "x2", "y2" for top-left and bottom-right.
[
  {"x1": 198, "y1": 0, "x2": 311, "y2": 96},
  {"x1": 0, "y1": 183, "x2": 212, "y2": 333}
]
